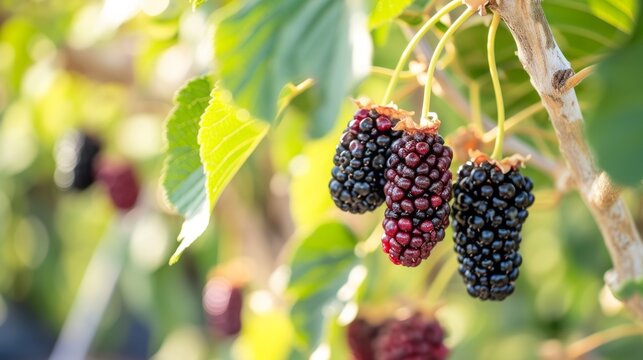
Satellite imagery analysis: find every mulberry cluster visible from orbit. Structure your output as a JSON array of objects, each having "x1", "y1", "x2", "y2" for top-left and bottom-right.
[
  {"x1": 381, "y1": 122, "x2": 453, "y2": 267},
  {"x1": 54, "y1": 130, "x2": 101, "y2": 191},
  {"x1": 452, "y1": 159, "x2": 534, "y2": 300},
  {"x1": 329, "y1": 106, "x2": 402, "y2": 213}
]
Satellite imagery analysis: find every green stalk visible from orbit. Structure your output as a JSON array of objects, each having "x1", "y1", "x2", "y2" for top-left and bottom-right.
[
  {"x1": 488, "y1": 11, "x2": 505, "y2": 160},
  {"x1": 421, "y1": 7, "x2": 475, "y2": 119},
  {"x1": 381, "y1": 0, "x2": 463, "y2": 105}
]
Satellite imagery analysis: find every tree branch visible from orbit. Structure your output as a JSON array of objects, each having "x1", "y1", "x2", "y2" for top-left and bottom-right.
[{"x1": 493, "y1": 0, "x2": 643, "y2": 319}]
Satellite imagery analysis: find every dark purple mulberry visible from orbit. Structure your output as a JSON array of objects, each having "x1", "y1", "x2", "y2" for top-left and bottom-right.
[
  {"x1": 329, "y1": 104, "x2": 405, "y2": 213},
  {"x1": 373, "y1": 314, "x2": 449, "y2": 360},
  {"x1": 381, "y1": 120, "x2": 453, "y2": 267},
  {"x1": 54, "y1": 130, "x2": 101, "y2": 191},
  {"x1": 347, "y1": 318, "x2": 379, "y2": 360},
  {"x1": 96, "y1": 162, "x2": 139, "y2": 210},
  {"x1": 452, "y1": 156, "x2": 534, "y2": 300},
  {"x1": 203, "y1": 277, "x2": 243, "y2": 338}
]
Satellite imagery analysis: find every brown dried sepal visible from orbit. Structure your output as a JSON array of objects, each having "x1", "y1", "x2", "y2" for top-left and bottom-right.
[
  {"x1": 392, "y1": 113, "x2": 441, "y2": 135},
  {"x1": 354, "y1": 97, "x2": 414, "y2": 122},
  {"x1": 468, "y1": 149, "x2": 531, "y2": 173},
  {"x1": 463, "y1": 0, "x2": 489, "y2": 15},
  {"x1": 448, "y1": 126, "x2": 485, "y2": 163}
]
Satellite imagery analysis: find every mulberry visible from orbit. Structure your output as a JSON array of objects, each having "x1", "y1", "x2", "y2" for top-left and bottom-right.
[
  {"x1": 452, "y1": 154, "x2": 534, "y2": 300},
  {"x1": 381, "y1": 119, "x2": 453, "y2": 267},
  {"x1": 96, "y1": 162, "x2": 139, "y2": 210},
  {"x1": 373, "y1": 314, "x2": 448, "y2": 360},
  {"x1": 203, "y1": 277, "x2": 243, "y2": 338},
  {"x1": 329, "y1": 103, "x2": 407, "y2": 213},
  {"x1": 54, "y1": 130, "x2": 101, "y2": 191},
  {"x1": 347, "y1": 318, "x2": 379, "y2": 360}
]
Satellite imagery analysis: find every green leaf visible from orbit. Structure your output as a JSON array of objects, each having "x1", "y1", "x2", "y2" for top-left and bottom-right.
[
  {"x1": 586, "y1": 7, "x2": 643, "y2": 186},
  {"x1": 287, "y1": 222, "x2": 363, "y2": 352},
  {"x1": 215, "y1": 0, "x2": 371, "y2": 137},
  {"x1": 162, "y1": 76, "x2": 213, "y2": 264},
  {"x1": 612, "y1": 276, "x2": 643, "y2": 301},
  {"x1": 588, "y1": 0, "x2": 636, "y2": 33},
  {"x1": 190, "y1": 0, "x2": 207, "y2": 11},
  {"x1": 370, "y1": 0, "x2": 414, "y2": 29},
  {"x1": 168, "y1": 85, "x2": 270, "y2": 263}
]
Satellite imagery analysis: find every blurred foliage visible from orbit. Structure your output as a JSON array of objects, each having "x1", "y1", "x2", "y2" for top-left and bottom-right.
[
  {"x1": 586, "y1": 2, "x2": 643, "y2": 186},
  {"x1": 0, "y1": 0, "x2": 642, "y2": 360}
]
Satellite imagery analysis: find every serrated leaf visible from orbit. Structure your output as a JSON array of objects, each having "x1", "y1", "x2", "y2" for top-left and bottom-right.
[
  {"x1": 162, "y1": 76, "x2": 213, "y2": 265},
  {"x1": 370, "y1": 0, "x2": 414, "y2": 29},
  {"x1": 170, "y1": 85, "x2": 269, "y2": 263},
  {"x1": 287, "y1": 222, "x2": 362, "y2": 351},
  {"x1": 190, "y1": 0, "x2": 207, "y2": 11},
  {"x1": 215, "y1": 0, "x2": 371, "y2": 137}
]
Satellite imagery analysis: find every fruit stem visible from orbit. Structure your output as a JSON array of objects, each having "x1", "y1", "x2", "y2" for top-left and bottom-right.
[
  {"x1": 469, "y1": 80, "x2": 483, "y2": 133},
  {"x1": 381, "y1": 0, "x2": 463, "y2": 105},
  {"x1": 482, "y1": 102, "x2": 543, "y2": 143},
  {"x1": 488, "y1": 11, "x2": 505, "y2": 160},
  {"x1": 421, "y1": 7, "x2": 475, "y2": 120}
]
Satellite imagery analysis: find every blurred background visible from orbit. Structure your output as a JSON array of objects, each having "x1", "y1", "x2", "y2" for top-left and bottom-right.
[{"x1": 0, "y1": 0, "x2": 642, "y2": 359}]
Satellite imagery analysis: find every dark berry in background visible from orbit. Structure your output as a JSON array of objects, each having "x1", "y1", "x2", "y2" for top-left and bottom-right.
[
  {"x1": 373, "y1": 315, "x2": 448, "y2": 360},
  {"x1": 329, "y1": 106, "x2": 403, "y2": 213},
  {"x1": 381, "y1": 124, "x2": 453, "y2": 267},
  {"x1": 347, "y1": 318, "x2": 379, "y2": 360},
  {"x1": 203, "y1": 278, "x2": 243, "y2": 338},
  {"x1": 54, "y1": 130, "x2": 101, "y2": 191},
  {"x1": 452, "y1": 160, "x2": 534, "y2": 300},
  {"x1": 96, "y1": 163, "x2": 139, "y2": 210}
]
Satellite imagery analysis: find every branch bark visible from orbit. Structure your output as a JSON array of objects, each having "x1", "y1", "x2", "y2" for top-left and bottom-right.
[{"x1": 493, "y1": 0, "x2": 643, "y2": 319}]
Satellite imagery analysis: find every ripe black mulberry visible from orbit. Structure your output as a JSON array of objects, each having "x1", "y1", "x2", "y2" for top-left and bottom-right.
[
  {"x1": 329, "y1": 102, "x2": 409, "y2": 213},
  {"x1": 54, "y1": 130, "x2": 101, "y2": 191},
  {"x1": 452, "y1": 154, "x2": 534, "y2": 300}
]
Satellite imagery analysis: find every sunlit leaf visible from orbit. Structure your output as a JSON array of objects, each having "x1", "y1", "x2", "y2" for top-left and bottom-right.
[
  {"x1": 168, "y1": 85, "x2": 269, "y2": 263},
  {"x1": 370, "y1": 0, "x2": 414, "y2": 29},
  {"x1": 190, "y1": 0, "x2": 207, "y2": 11},
  {"x1": 162, "y1": 76, "x2": 212, "y2": 265},
  {"x1": 588, "y1": 0, "x2": 636, "y2": 33},
  {"x1": 215, "y1": 0, "x2": 371, "y2": 137},
  {"x1": 287, "y1": 222, "x2": 362, "y2": 351}
]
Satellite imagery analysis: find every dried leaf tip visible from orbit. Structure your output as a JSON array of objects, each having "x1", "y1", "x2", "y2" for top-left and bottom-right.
[
  {"x1": 463, "y1": 0, "x2": 489, "y2": 15},
  {"x1": 393, "y1": 113, "x2": 441, "y2": 134},
  {"x1": 354, "y1": 97, "x2": 415, "y2": 121},
  {"x1": 468, "y1": 149, "x2": 531, "y2": 173}
]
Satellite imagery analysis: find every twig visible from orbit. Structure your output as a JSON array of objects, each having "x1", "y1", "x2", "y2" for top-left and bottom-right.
[
  {"x1": 493, "y1": 0, "x2": 643, "y2": 320},
  {"x1": 566, "y1": 324, "x2": 643, "y2": 359},
  {"x1": 559, "y1": 65, "x2": 596, "y2": 93}
]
